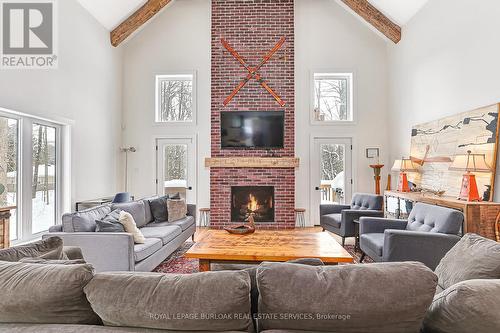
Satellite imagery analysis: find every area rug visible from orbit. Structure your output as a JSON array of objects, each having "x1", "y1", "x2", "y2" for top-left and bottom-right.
[{"x1": 154, "y1": 241, "x2": 373, "y2": 274}]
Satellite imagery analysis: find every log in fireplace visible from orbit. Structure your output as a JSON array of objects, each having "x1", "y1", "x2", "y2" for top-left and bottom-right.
[{"x1": 231, "y1": 186, "x2": 275, "y2": 223}]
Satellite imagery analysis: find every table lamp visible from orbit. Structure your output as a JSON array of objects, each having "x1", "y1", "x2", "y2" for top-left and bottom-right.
[
  {"x1": 392, "y1": 158, "x2": 419, "y2": 192},
  {"x1": 449, "y1": 150, "x2": 492, "y2": 201}
]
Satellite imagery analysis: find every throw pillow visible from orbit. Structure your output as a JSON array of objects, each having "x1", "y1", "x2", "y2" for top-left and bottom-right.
[
  {"x1": 0, "y1": 236, "x2": 64, "y2": 262},
  {"x1": 0, "y1": 261, "x2": 100, "y2": 324},
  {"x1": 95, "y1": 209, "x2": 125, "y2": 232},
  {"x1": 148, "y1": 196, "x2": 169, "y2": 223},
  {"x1": 111, "y1": 201, "x2": 147, "y2": 227},
  {"x1": 19, "y1": 258, "x2": 87, "y2": 265},
  {"x1": 244, "y1": 259, "x2": 325, "y2": 319},
  {"x1": 435, "y1": 233, "x2": 500, "y2": 290},
  {"x1": 119, "y1": 211, "x2": 145, "y2": 244},
  {"x1": 167, "y1": 198, "x2": 187, "y2": 222},
  {"x1": 84, "y1": 270, "x2": 252, "y2": 332},
  {"x1": 423, "y1": 279, "x2": 500, "y2": 333},
  {"x1": 256, "y1": 262, "x2": 437, "y2": 333}
]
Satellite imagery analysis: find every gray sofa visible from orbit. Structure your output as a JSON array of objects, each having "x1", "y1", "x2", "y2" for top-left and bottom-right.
[
  {"x1": 0, "y1": 259, "x2": 439, "y2": 333},
  {"x1": 320, "y1": 193, "x2": 384, "y2": 246},
  {"x1": 2, "y1": 234, "x2": 500, "y2": 333},
  {"x1": 359, "y1": 202, "x2": 463, "y2": 270},
  {"x1": 44, "y1": 197, "x2": 196, "y2": 272}
]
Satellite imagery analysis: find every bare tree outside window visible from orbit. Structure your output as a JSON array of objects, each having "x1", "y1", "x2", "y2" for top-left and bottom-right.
[
  {"x1": 321, "y1": 144, "x2": 344, "y2": 181},
  {"x1": 0, "y1": 117, "x2": 17, "y2": 207},
  {"x1": 156, "y1": 75, "x2": 194, "y2": 122},
  {"x1": 163, "y1": 144, "x2": 188, "y2": 198},
  {"x1": 321, "y1": 144, "x2": 345, "y2": 202},
  {"x1": 313, "y1": 73, "x2": 352, "y2": 122},
  {"x1": 164, "y1": 145, "x2": 187, "y2": 182}
]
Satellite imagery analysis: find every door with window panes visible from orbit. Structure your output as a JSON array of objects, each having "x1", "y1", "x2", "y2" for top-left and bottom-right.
[
  {"x1": 0, "y1": 112, "x2": 60, "y2": 243},
  {"x1": 156, "y1": 137, "x2": 196, "y2": 204},
  {"x1": 310, "y1": 137, "x2": 353, "y2": 226}
]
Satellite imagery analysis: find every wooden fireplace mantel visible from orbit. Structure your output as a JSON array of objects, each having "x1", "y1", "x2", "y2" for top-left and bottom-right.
[{"x1": 205, "y1": 157, "x2": 300, "y2": 168}]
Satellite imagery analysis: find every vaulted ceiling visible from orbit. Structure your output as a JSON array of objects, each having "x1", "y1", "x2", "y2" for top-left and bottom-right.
[{"x1": 77, "y1": 0, "x2": 429, "y2": 46}]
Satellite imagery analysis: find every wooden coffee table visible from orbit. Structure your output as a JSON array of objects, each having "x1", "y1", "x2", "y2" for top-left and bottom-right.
[{"x1": 185, "y1": 229, "x2": 354, "y2": 271}]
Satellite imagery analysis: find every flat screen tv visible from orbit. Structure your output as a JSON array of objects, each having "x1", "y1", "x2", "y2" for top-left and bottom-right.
[{"x1": 221, "y1": 111, "x2": 285, "y2": 149}]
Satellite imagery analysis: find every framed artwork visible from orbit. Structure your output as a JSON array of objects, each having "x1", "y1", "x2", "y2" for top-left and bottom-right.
[
  {"x1": 409, "y1": 103, "x2": 500, "y2": 200},
  {"x1": 366, "y1": 148, "x2": 379, "y2": 158}
]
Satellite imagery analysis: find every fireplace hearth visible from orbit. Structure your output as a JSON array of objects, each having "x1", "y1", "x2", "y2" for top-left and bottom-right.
[{"x1": 231, "y1": 186, "x2": 275, "y2": 223}]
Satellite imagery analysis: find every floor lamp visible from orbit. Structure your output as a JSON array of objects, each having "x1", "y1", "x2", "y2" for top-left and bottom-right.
[{"x1": 121, "y1": 147, "x2": 137, "y2": 192}]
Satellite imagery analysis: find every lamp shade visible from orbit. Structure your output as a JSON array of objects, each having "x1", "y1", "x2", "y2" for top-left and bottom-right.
[
  {"x1": 392, "y1": 158, "x2": 419, "y2": 172},
  {"x1": 449, "y1": 151, "x2": 491, "y2": 173}
]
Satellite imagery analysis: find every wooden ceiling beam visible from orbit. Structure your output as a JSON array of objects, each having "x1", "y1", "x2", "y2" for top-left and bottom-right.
[
  {"x1": 111, "y1": 0, "x2": 173, "y2": 47},
  {"x1": 340, "y1": 0, "x2": 401, "y2": 43}
]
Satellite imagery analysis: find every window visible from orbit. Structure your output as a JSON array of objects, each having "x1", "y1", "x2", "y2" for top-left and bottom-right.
[
  {"x1": 0, "y1": 110, "x2": 61, "y2": 244},
  {"x1": 0, "y1": 116, "x2": 18, "y2": 241},
  {"x1": 155, "y1": 74, "x2": 195, "y2": 123},
  {"x1": 312, "y1": 73, "x2": 353, "y2": 123}
]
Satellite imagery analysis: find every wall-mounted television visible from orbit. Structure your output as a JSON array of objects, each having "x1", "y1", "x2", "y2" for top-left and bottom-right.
[{"x1": 221, "y1": 111, "x2": 285, "y2": 149}]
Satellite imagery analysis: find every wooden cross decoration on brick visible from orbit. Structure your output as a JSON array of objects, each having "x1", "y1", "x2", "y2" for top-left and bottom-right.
[{"x1": 221, "y1": 37, "x2": 286, "y2": 107}]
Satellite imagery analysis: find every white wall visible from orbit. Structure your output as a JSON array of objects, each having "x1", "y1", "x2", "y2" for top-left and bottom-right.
[
  {"x1": 295, "y1": 0, "x2": 390, "y2": 224},
  {"x1": 122, "y1": 0, "x2": 390, "y2": 224},
  {"x1": 0, "y1": 0, "x2": 123, "y2": 210},
  {"x1": 122, "y1": 0, "x2": 211, "y2": 207},
  {"x1": 387, "y1": 0, "x2": 500, "y2": 200}
]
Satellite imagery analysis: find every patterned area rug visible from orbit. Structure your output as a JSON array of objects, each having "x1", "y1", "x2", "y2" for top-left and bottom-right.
[{"x1": 154, "y1": 241, "x2": 373, "y2": 274}]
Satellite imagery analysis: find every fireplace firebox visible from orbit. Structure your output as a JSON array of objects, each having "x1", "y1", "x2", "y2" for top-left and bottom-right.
[{"x1": 231, "y1": 186, "x2": 275, "y2": 223}]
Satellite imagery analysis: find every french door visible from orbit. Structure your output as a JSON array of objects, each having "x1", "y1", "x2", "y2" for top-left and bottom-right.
[
  {"x1": 156, "y1": 136, "x2": 196, "y2": 204},
  {"x1": 0, "y1": 111, "x2": 61, "y2": 243},
  {"x1": 310, "y1": 137, "x2": 353, "y2": 226}
]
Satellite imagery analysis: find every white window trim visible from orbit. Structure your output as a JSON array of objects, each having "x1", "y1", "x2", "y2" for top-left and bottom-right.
[
  {"x1": 154, "y1": 71, "x2": 197, "y2": 126},
  {"x1": 310, "y1": 71, "x2": 356, "y2": 126},
  {"x1": 0, "y1": 107, "x2": 70, "y2": 245}
]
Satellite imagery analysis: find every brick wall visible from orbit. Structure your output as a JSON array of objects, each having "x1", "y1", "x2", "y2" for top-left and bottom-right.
[{"x1": 210, "y1": 0, "x2": 295, "y2": 229}]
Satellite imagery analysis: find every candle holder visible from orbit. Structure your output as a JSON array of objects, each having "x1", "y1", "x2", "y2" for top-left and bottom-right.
[{"x1": 369, "y1": 164, "x2": 384, "y2": 195}]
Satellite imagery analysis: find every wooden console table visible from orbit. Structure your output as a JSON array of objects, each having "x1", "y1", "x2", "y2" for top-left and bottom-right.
[
  {"x1": 0, "y1": 206, "x2": 15, "y2": 249},
  {"x1": 384, "y1": 191, "x2": 500, "y2": 241}
]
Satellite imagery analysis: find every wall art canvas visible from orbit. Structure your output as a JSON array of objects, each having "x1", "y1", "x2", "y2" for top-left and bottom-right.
[{"x1": 410, "y1": 103, "x2": 499, "y2": 200}]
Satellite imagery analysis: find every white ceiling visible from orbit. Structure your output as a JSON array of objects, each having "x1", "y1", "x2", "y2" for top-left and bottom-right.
[
  {"x1": 77, "y1": 0, "x2": 429, "y2": 33},
  {"x1": 368, "y1": 0, "x2": 429, "y2": 26}
]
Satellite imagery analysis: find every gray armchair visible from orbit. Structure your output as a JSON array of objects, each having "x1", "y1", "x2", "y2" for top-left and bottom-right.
[
  {"x1": 320, "y1": 193, "x2": 384, "y2": 246},
  {"x1": 359, "y1": 202, "x2": 464, "y2": 270}
]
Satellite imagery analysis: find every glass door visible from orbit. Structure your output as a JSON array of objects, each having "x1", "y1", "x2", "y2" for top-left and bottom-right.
[
  {"x1": 156, "y1": 137, "x2": 196, "y2": 204},
  {"x1": 0, "y1": 111, "x2": 61, "y2": 244},
  {"x1": 31, "y1": 123, "x2": 57, "y2": 234},
  {"x1": 310, "y1": 137, "x2": 353, "y2": 225},
  {"x1": 0, "y1": 116, "x2": 18, "y2": 241}
]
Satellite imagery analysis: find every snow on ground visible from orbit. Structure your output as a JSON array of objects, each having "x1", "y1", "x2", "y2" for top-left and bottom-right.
[{"x1": 8, "y1": 190, "x2": 55, "y2": 241}]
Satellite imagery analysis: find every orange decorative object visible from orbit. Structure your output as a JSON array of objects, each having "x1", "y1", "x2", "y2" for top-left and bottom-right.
[
  {"x1": 392, "y1": 158, "x2": 419, "y2": 193},
  {"x1": 369, "y1": 164, "x2": 384, "y2": 195},
  {"x1": 221, "y1": 37, "x2": 286, "y2": 107},
  {"x1": 459, "y1": 173, "x2": 481, "y2": 201},
  {"x1": 450, "y1": 150, "x2": 492, "y2": 202},
  {"x1": 386, "y1": 174, "x2": 392, "y2": 191},
  {"x1": 398, "y1": 172, "x2": 410, "y2": 192}
]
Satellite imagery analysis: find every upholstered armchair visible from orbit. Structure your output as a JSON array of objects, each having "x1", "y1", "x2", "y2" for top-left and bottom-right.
[
  {"x1": 320, "y1": 193, "x2": 384, "y2": 246},
  {"x1": 359, "y1": 202, "x2": 464, "y2": 270}
]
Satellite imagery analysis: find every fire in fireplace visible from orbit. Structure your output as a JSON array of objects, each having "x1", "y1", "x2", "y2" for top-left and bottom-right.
[{"x1": 231, "y1": 186, "x2": 275, "y2": 223}]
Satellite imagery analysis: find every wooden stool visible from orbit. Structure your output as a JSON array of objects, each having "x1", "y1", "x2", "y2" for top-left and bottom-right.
[
  {"x1": 199, "y1": 208, "x2": 211, "y2": 227},
  {"x1": 295, "y1": 208, "x2": 306, "y2": 228}
]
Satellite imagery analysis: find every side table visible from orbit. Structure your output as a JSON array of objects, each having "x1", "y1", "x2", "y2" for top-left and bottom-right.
[{"x1": 353, "y1": 219, "x2": 360, "y2": 252}]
